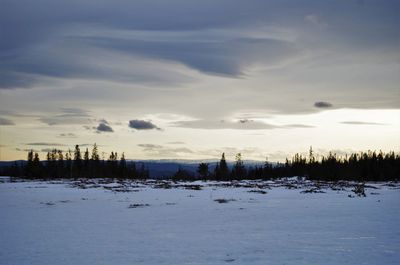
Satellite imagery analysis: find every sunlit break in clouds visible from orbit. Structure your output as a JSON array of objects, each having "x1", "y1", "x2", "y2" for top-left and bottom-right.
[{"x1": 0, "y1": 0, "x2": 399, "y2": 161}]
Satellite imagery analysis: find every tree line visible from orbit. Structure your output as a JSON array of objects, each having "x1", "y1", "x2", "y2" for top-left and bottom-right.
[
  {"x1": 189, "y1": 148, "x2": 399, "y2": 182},
  {"x1": 1, "y1": 145, "x2": 399, "y2": 181},
  {"x1": 2, "y1": 144, "x2": 148, "y2": 179}
]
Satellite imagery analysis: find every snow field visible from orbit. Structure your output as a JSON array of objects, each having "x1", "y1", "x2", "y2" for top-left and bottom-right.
[{"x1": 0, "y1": 179, "x2": 399, "y2": 265}]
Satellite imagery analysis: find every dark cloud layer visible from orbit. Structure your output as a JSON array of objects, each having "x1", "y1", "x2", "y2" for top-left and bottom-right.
[
  {"x1": 1, "y1": 0, "x2": 399, "y2": 89},
  {"x1": 82, "y1": 35, "x2": 297, "y2": 77},
  {"x1": 129, "y1": 120, "x2": 160, "y2": 130}
]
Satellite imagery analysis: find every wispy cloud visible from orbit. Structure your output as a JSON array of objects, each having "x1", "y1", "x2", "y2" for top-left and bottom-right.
[
  {"x1": 281, "y1": 124, "x2": 314, "y2": 129},
  {"x1": 41, "y1": 148, "x2": 66, "y2": 153},
  {"x1": 138, "y1": 144, "x2": 193, "y2": 156},
  {"x1": 171, "y1": 119, "x2": 276, "y2": 130},
  {"x1": 39, "y1": 108, "x2": 92, "y2": 125},
  {"x1": 16, "y1": 148, "x2": 39, "y2": 152},
  {"x1": 25, "y1": 142, "x2": 67, "y2": 146},
  {"x1": 57, "y1": 133, "x2": 77, "y2": 138},
  {"x1": 170, "y1": 119, "x2": 313, "y2": 130},
  {"x1": 304, "y1": 14, "x2": 327, "y2": 27},
  {"x1": 340, "y1": 121, "x2": 387, "y2": 126},
  {"x1": 138, "y1": 144, "x2": 164, "y2": 150},
  {"x1": 0, "y1": 117, "x2": 15, "y2": 125},
  {"x1": 166, "y1": 141, "x2": 185, "y2": 145}
]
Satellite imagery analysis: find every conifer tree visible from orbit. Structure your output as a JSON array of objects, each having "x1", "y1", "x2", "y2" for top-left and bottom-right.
[
  {"x1": 32, "y1": 152, "x2": 41, "y2": 179},
  {"x1": 119, "y1": 152, "x2": 127, "y2": 179},
  {"x1": 83, "y1": 148, "x2": 89, "y2": 177},
  {"x1": 25, "y1": 150, "x2": 34, "y2": 178},
  {"x1": 197, "y1": 163, "x2": 209, "y2": 180},
  {"x1": 219, "y1": 153, "x2": 229, "y2": 180},
  {"x1": 73, "y1": 145, "x2": 82, "y2": 179},
  {"x1": 91, "y1": 143, "x2": 99, "y2": 178},
  {"x1": 91, "y1": 143, "x2": 99, "y2": 161},
  {"x1": 213, "y1": 163, "x2": 220, "y2": 180},
  {"x1": 232, "y1": 153, "x2": 246, "y2": 179},
  {"x1": 57, "y1": 150, "x2": 64, "y2": 178}
]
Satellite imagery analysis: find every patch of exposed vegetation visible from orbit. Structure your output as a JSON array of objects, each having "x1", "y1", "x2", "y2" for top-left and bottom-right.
[
  {"x1": 247, "y1": 189, "x2": 267, "y2": 194},
  {"x1": 301, "y1": 188, "x2": 326, "y2": 194},
  {"x1": 352, "y1": 183, "x2": 366, "y2": 197},
  {"x1": 128, "y1": 203, "x2": 150, "y2": 208},
  {"x1": 214, "y1": 198, "x2": 236, "y2": 203}
]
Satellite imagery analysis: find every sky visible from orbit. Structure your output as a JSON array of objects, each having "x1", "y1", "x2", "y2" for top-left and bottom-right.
[{"x1": 0, "y1": 0, "x2": 399, "y2": 161}]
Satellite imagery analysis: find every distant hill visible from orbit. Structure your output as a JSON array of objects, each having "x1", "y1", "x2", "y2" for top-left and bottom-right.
[
  {"x1": 129, "y1": 159, "x2": 266, "y2": 178},
  {"x1": 0, "y1": 160, "x2": 26, "y2": 168}
]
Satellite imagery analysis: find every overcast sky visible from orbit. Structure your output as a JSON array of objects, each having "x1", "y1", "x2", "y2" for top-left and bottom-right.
[{"x1": 0, "y1": 0, "x2": 399, "y2": 161}]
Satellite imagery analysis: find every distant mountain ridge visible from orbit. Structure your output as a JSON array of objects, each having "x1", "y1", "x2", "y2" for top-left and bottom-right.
[{"x1": 0, "y1": 159, "x2": 267, "y2": 178}]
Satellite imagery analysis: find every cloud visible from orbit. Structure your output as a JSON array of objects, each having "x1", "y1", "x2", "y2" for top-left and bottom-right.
[
  {"x1": 0, "y1": 0, "x2": 398, "y2": 90},
  {"x1": 57, "y1": 133, "x2": 77, "y2": 138},
  {"x1": 0, "y1": 0, "x2": 302, "y2": 89},
  {"x1": 0, "y1": 110, "x2": 39, "y2": 118},
  {"x1": 138, "y1": 144, "x2": 164, "y2": 150},
  {"x1": 171, "y1": 119, "x2": 313, "y2": 130},
  {"x1": 98, "y1": 119, "x2": 109, "y2": 124},
  {"x1": 25, "y1": 142, "x2": 67, "y2": 146},
  {"x1": 129, "y1": 120, "x2": 161, "y2": 130},
  {"x1": 138, "y1": 144, "x2": 193, "y2": 156},
  {"x1": 314, "y1": 101, "x2": 333, "y2": 108},
  {"x1": 340, "y1": 121, "x2": 387, "y2": 126},
  {"x1": 171, "y1": 119, "x2": 276, "y2": 130},
  {"x1": 16, "y1": 148, "x2": 39, "y2": 152},
  {"x1": 0, "y1": 0, "x2": 399, "y2": 131},
  {"x1": 39, "y1": 108, "x2": 92, "y2": 125},
  {"x1": 166, "y1": 141, "x2": 185, "y2": 145},
  {"x1": 41, "y1": 148, "x2": 66, "y2": 153},
  {"x1": 281, "y1": 124, "x2": 315, "y2": 129},
  {"x1": 59, "y1": 108, "x2": 90, "y2": 116},
  {"x1": 82, "y1": 34, "x2": 298, "y2": 77},
  {"x1": 96, "y1": 122, "x2": 114, "y2": 132},
  {"x1": 0, "y1": 117, "x2": 15, "y2": 125},
  {"x1": 304, "y1": 14, "x2": 327, "y2": 27}
]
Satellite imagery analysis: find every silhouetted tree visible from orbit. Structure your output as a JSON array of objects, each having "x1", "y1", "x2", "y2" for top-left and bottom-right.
[
  {"x1": 32, "y1": 152, "x2": 42, "y2": 179},
  {"x1": 232, "y1": 153, "x2": 246, "y2": 180},
  {"x1": 73, "y1": 145, "x2": 82, "y2": 179},
  {"x1": 218, "y1": 153, "x2": 229, "y2": 180},
  {"x1": 57, "y1": 150, "x2": 64, "y2": 178},
  {"x1": 25, "y1": 150, "x2": 34, "y2": 178},
  {"x1": 197, "y1": 163, "x2": 209, "y2": 180},
  {"x1": 65, "y1": 149, "x2": 72, "y2": 178},
  {"x1": 173, "y1": 167, "x2": 194, "y2": 181},
  {"x1": 119, "y1": 152, "x2": 127, "y2": 179},
  {"x1": 83, "y1": 148, "x2": 89, "y2": 173},
  {"x1": 90, "y1": 143, "x2": 100, "y2": 178}
]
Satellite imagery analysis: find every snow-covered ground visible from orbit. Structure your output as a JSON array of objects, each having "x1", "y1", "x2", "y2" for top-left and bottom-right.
[{"x1": 1, "y1": 178, "x2": 399, "y2": 265}]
